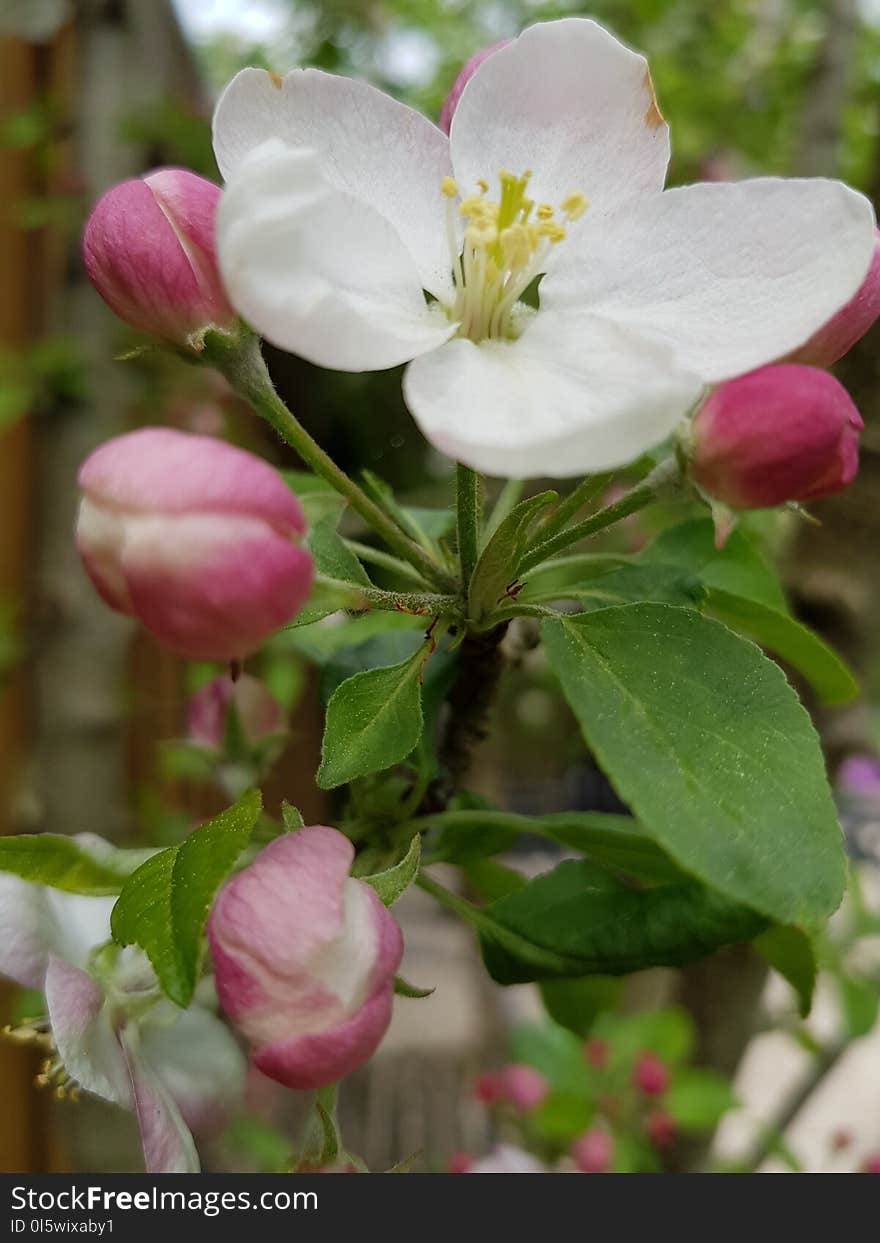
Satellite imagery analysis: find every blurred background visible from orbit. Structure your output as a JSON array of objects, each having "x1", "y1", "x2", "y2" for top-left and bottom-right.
[{"x1": 1, "y1": 0, "x2": 879, "y2": 1173}]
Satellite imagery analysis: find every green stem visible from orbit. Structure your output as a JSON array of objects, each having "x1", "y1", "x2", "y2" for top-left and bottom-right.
[
  {"x1": 519, "y1": 458, "x2": 680, "y2": 574},
  {"x1": 455, "y1": 463, "x2": 482, "y2": 590},
  {"x1": 537, "y1": 472, "x2": 613, "y2": 544},
  {"x1": 344, "y1": 540, "x2": 429, "y2": 586},
  {"x1": 315, "y1": 573, "x2": 459, "y2": 617},
  {"x1": 416, "y1": 871, "x2": 492, "y2": 932},
  {"x1": 209, "y1": 333, "x2": 456, "y2": 592}
]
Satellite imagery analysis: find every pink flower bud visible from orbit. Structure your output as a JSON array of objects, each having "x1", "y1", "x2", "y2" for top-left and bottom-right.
[
  {"x1": 646, "y1": 1108, "x2": 677, "y2": 1150},
  {"x1": 439, "y1": 40, "x2": 511, "y2": 134},
  {"x1": 188, "y1": 674, "x2": 285, "y2": 749},
  {"x1": 689, "y1": 364, "x2": 862, "y2": 509},
  {"x1": 789, "y1": 231, "x2": 880, "y2": 366},
  {"x1": 207, "y1": 827, "x2": 403, "y2": 1090},
  {"x1": 862, "y1": 1153, "x2": 880, "y2": 1173},
  {"x1": 584, "y1": 1037, "x2": 609, "y2": 1069},
  {"x1": 474, "y1": 1071, "x2": 504, "y2": 1105},
  {"x1": 572, "y1": 1129, "x2": 613, "y2": 1174},
  {"x1": 498, "y1": 1063, "x2": 550, "y2": 1112},
  {"x1": 83, "y1": 168, "x2": 235, "y2": 344},
  {"x1": 76, "y1": 428, "x2": 313, "y2": 660},
  {"x1": 448, "y1": 1152, "x2": 473, "y2": 1174},
  {"x1": 633, "y1": 1052, "x2": 669, "y2": 1097}
]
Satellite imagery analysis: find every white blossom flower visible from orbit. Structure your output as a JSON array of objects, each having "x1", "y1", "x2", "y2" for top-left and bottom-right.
[
  {"x1": 0, "y1": 858, "x2": 245, "y2": 1174},
  {"x1": 213, "y1": 18, "x2": 875, "y2": 478}
]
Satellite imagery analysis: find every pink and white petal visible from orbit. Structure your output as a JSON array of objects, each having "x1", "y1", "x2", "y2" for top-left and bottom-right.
[
  {"x1": 543, "y1": 177, "x2": 876, "y2": 383},
  {"x1": 253, "y1": 982, "x2": 394, "y2": 1090},
  {"x1": 213, "y1": 69, "x2": 453, "y2": 299},
  {"x1": 0, "y1": 875, "x2": 55, "y2": 989},
  {"x1": 44, "y1": 955, "x2": 131, "y2": 1106},
  {"x1": 118, "y1": 1025, "x2": 200, "y2": 1174},
  {"x1": 120, "y1": 512, "x2": 314, "y2": 661},
  {"x1": 450, "y1": 19, "x2": 669, "y2": 215},
  {"x1": 217, "y1": 141, "x2": 455, "y2": 371},
  {"x1": 468, "y1": 1144, "x2": 547, "y2": 1174},
  {"x1": 403, "y1": 312, "x2": 703, "y2": 478},
  {"x1": 357, "y1": 881, "x2": 404, "y2": 997},
  {"x1": 78, "y1": 428, "x2": 306, "y2": 536},
  {"x1": 141, "y1": 1006, "x2": 245, "y2": 1136}
]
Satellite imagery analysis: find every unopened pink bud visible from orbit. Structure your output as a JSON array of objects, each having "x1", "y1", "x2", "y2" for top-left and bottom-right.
[
  {"x1": 499, "y1": 1063, "x2": 549, "y2": 1112},
  {"x1": 646, "y1": 1109, "x2": 677, "y2": 1150},
  {"x1": 473, "y1": 1071, "x2": 504, "y2": 1105},
  {"x1": 862, "y1": 1152, "x2": 880, "y2": 1173},
  {"x1": 572, "y1": 1129, "x2": 613, "y2": 1174},
  {"x1": 188, "y1": 673, "x2": 285, "y2": 749},
  {"x1": 584, "y1": 1038, "x2": 609, "y2": 1069},
  {"x1": 789, "y1": 231, "x2": 880, "y2": 366},
  {"x1": 76, "y1": 428, "x2": 313, "y2": 660},
  {"x1": 633, "y1": 1052, "x2": 669, "y2": 1096},
  {"x1": 83, "y1": 168, "x2": 235, "y2": 344},
  {"x1": 439, "y1": 40, "x2": 511, "y2": 134},
  {"x1": 208, "y1": 827, "x2": 403, "y2": 1090},
  {"x1": 689, "y1": 364, "x2": 862, "y2": 509}
]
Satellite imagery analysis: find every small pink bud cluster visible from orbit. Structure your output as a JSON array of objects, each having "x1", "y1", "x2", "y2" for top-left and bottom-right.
[
  {"x1": 83, "y1": 168, "x2": 235, "y2": 347},
  {"x1": 76, "y1": 428, "x2": 313, "y2": 660},
  {"x1": 571, "y1": 1128, "x2": 614, "y2": 1174},
  {"x1": 474, "y1": 1063, "x2": 550, "y2": 1112},
  {"x1": 208, "y1": 827, "x2": 403, "y2": 1089},
  {"x1": 633, "y1": 1051, "x2": 670, "y2": 1097},
  {"x1": 187, "y1": 673, "x2": 285, "y2": 750}
]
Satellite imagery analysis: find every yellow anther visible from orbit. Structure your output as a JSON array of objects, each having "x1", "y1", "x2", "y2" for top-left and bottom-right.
[
  {"x1": 538, "y1": 221, "x2": 567, "y2": 243},
  {"x1": 441, "y1": 176, "x2": 458, "y2": 198},
  {"x1": 536, "y1": 204, "x2": 554, "y2": 220},
  {"x1": 500, "y1": 224, "x2": 533, "y2": 269},
  {"x1": 459, "y1": 194, "x2": 489, "y2": 218},
  {"x1": 562, "y1": 191, "x2": 589, "y2": 221},
  {"x1": 465, "y1": 220, "x2": 497, "y2": 249},
  {"x1": 476, "y1": 178, "x2": 489, "y2": 193}
]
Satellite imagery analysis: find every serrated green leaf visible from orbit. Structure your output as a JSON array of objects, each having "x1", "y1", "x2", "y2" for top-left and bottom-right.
[
  {"x1": 363, "y1": 834, "x2": 420, "y2": 906},
  {"x1": 640, "y1": 519, "x2": 787, "y2": 611},
  {"x1": 543, "y1": 605, "x2": 846, "y2": 927},
  {"x1": 525, "y1": 560, "x2": 705, "y2": 612},
  {"x1": 754, "y1": 924, "x2": 818, "y2": 1018},
  {"x1": 110, "y1": 789, "x2": 262, "y2": 1007},
  {"x1": 0, "y1": 834, "x2": 152, "y2": 895},
  {"x1": 836, "y1": 972, "x2": 879, "y2": 1038},
  {"x1": 539, "y1": 976, "x2": 622, "y2": 1038},
  {"x1": 469, "y1": 490, "x2": 557, "y2": 620},
  {"x1": 706, "y1": 587, "x2": 857, "y2": 705},
  {"x1": 289, "y1": 611, "x2": 423, "y2": 663},
  {"x1": 317, "y1": 645, "x2": 429, "y2": 788},
  {"x1": 480, "y1": 860, "x2": 765, "y2": 985}
]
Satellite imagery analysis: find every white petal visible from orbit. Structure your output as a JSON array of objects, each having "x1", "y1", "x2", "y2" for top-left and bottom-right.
[
  {"x1": 119, "y1": 1025, "x2": 200, "y2": 1174},
  {"x1": 543, "y1": 177, "x2": 877, "y2": 382},
  {"x1": 0, "y1": 877, "x2": 113, "y2": 989},
  {"x1": 141, "y1": 1006, "x2": 245, "y2": 1135},
  {"x1": 403, "y1": 311, "x2": 702, "y2": 478},
  {"x1": 450, "y1": 18, "x2": 669, "y2": 214},
  {"x1": 213, "y1": 66, "x2": 453, "y2": 299},
  {"x1": 44, "y1": 955, "x2": 131, "y2": 1105},
  {"x1": 217, "y1": 140, "x2": 455, "y2": 371}
]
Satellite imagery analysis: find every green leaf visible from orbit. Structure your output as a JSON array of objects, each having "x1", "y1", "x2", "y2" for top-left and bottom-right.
[
  {"x1": 836, "y1": 973, "x2": 879, "y2": 1038},
  {"x1": 519, "y1": 553, "x2": 630, "y2": 602},
  {"x1": 665, "y1": 1068, "x2": 737, "y2": 1130},
  {"x1": 319, "y1": 628, "x2": 427, "y2": 704},
  {"x1": 480, "y1": 860, "x2": 765, "y2": 985},
  {"x1": 530, "y1": 1091, "x2": 594, "y2": 1141},
  {"x1": 706, "y1": 588, "x2": 857, "y2": 705},
  {"x1": 593, "y1": 1007, "x2": 695, "y2": 1065},
  {"x1": 640, "y1": 518, "x2": 788, "y2": 611},
  {"x1": 509, "y1": 1020, "x2": 590, "y2": 1096},
  {"x1": 285, "y1": 577, "x2": 366, "y2": 628},
  {"x1": 539, "y1": 976, "x2": 622, "y2": 1038},
  {"x1": 0, "y1": 834, "x2": 152, "y2": 895},
  {"x1": 525, "y1": 560, "x2": 705, "y2": 612},
  {"x1": 402, "y1": 506, "x2": 455, "y2": 541},
  {"x1": 281, "y1": 802, "x2": 305, "y2": 831},
  {"x1": 543, "y1": 605, "x2": 846, "y2": 927},
  {"x1": 394, "y1": 974, "x2": 435, "y2": 998},
  {"x1": 362, "y1": 834, "x2": 420, "y2": 906},
  {"x1": 317, "y1": 644, "x2": 429, "y2": 788},
  {"x1": 290, "y1": 611, "x2": 424, "y2": 664},
  {"x1": 307, "y1": 518, "x2": 371, "y2": 588},
  {"x1": 469, "y1": 490, "x2": 556, "y2": 620},
  {"x1": 110, "y1": 789, "x2": 262, "y2": 1007},
  {"x1": 754, "y1": 924, "x2": 818, "y2": 1017}
]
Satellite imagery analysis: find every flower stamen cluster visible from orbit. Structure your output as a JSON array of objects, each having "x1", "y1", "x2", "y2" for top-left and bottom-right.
[{"x1": 442, "y1": 170, "x2": 588, "y2": 342}]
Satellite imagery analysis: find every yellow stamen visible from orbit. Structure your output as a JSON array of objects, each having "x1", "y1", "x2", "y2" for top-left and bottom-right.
[
  {"x1": 536, "y1": 204, "x2": 554, "y2": 220},
  {"x1": 562, "y1": 191, "x2": 589, "y2": 221},
  {"x1": 441, "y1": 176, "x2": 458, "y2": 198}
]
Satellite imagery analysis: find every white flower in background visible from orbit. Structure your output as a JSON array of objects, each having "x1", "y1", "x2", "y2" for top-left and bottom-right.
[
  {"x1": 213, "y1": 18, "x2": 875, "y2": 479},
  {"x1": 0, "y1": 857, "x2": 245, "y2": 1174}
]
